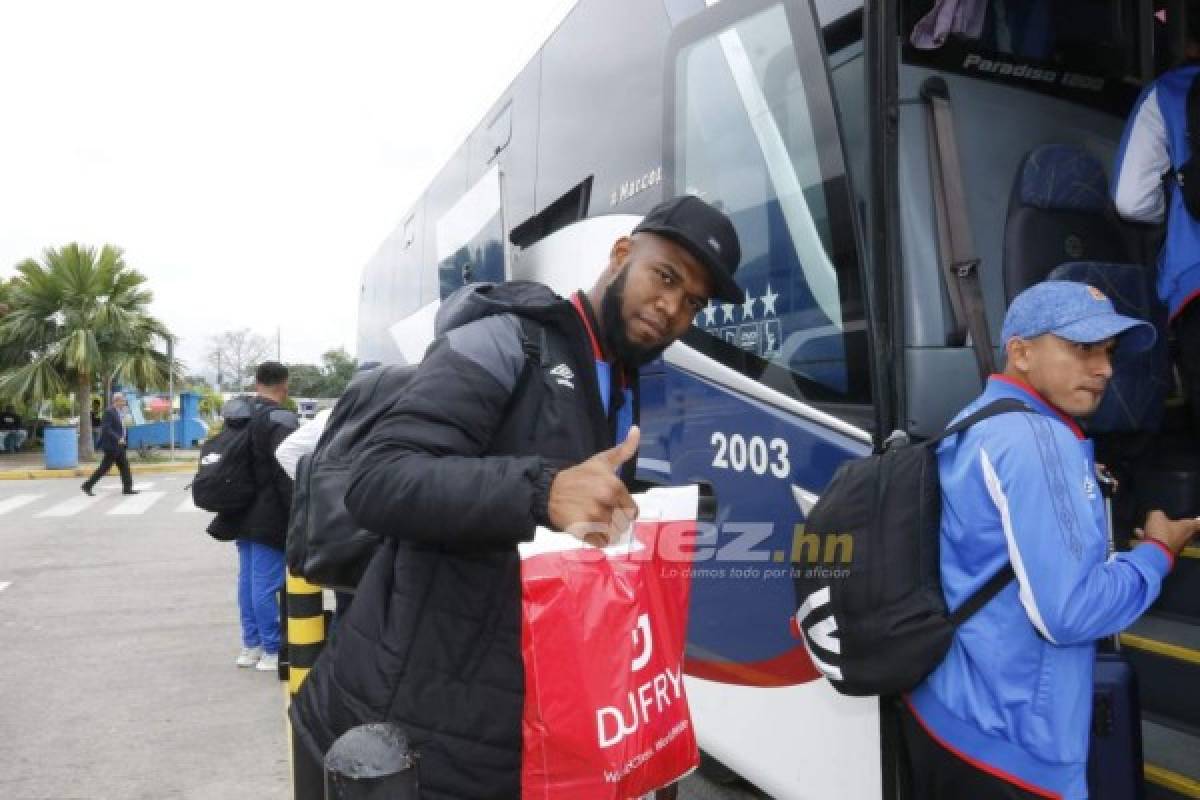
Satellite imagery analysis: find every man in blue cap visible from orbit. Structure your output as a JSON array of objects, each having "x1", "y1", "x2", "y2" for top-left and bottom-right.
[{"x1": 901, "y1": 281, "x2": 1200, "y2": 799}]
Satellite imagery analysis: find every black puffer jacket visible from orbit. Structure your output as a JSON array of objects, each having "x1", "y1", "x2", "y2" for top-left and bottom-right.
[
  {"x1": 289, "y1": 282, "x2": 636, "y2": 799},
  {"x1": 207, "y1": 397, "x2": 298, "y2": 549}
]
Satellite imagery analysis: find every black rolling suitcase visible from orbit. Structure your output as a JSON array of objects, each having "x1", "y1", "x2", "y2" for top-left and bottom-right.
[
  {"x1": 1087, "y1": 466, "x2": 1146, "y2": 800},
  {"x1": 1088, "y1": 652, "x2": 1145, "y2": 799}
]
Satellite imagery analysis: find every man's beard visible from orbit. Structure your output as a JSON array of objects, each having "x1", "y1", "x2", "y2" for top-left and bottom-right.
[{"x1": 601, "y1": 265, "x2": 672, "y2": 368}]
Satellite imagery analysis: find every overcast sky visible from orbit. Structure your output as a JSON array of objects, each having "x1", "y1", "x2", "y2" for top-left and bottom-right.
[{"x1": 0, "y1": 0, "x2": 573, "y2": 378}]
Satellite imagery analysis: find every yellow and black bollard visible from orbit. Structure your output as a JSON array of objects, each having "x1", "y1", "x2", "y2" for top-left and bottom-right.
[
  {"x1": 286, "y1": 571, "x2": 326, "y2": 696},
  {"x1": 287, "y1": 570, "x2": 326, "y2": 800}
]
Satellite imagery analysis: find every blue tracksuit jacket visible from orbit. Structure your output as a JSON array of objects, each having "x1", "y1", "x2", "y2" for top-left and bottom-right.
[
  {"x1": 1113, "y1": 64, "x2": 1200, "y2": 319},
  {"x1": 908, "y1": 376, "x2": 1174, "y2": 798}
]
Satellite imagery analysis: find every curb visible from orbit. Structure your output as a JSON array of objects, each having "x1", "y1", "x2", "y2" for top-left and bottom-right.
[{"x1": 0, "y1": 462, "x2": 197, "y2": 481}]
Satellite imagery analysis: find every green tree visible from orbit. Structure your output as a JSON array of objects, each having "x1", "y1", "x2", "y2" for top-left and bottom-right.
[
  {"x1": 285, "y1": 363, "x2": 325, "y2": 397},
  {"x1": 196, "y1": 384, "x2": 224, "y2": 417},
  {"x1": 181, "y1": 375, "x2": 224, "y2": 418},
  {"x1": 319, "y1": 347, "x2": 357, "y2": 396},
  {"x1": 0, "y1": 243, "x2": 177, "y2": 460},
  {"x1": 0, "y1": 278, "x2": 31, "y2": 418},
  {"x1": 0, "y1": 277, "x2": 23, "y2": 384},
  {"x1": 286, "y1": 348, "x2": 357, "y2": 398}
]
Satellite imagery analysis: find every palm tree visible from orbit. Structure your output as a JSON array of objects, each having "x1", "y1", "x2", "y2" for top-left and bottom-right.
[
  {"x1": 0, "y1": 278, "x2": 24, "y2": 409},
  {"x1": 0, "y1": 243, "x2": 177, "y2": 461},
  {"x1": 0, "y1": 277, "x2": 19, "y2": 370}
]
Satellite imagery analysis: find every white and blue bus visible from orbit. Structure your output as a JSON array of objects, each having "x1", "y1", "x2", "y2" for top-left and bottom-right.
[{"x1": 356, "y1": 1, "x2": 1200, "y2": 796}]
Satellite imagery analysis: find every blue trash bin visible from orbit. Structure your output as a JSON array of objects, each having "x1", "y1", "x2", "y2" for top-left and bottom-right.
[{"x1": 44, "y1": 425, "x2": 79, "y2": 470}]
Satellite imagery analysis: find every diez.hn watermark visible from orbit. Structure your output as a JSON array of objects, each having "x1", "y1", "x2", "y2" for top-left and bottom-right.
[{"x1": 562, "y1": 521, "x2": 854, "y2": 581}]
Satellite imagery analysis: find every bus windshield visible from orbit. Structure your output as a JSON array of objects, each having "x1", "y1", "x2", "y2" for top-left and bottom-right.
[{"x1": 673, "y1": 1, "x2": 871, "y2": 410}]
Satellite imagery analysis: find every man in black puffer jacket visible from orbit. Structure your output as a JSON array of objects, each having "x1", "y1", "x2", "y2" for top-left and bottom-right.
[
  {"x1": 208, "y1": 361, "x2": 298, "y2": 673},
  {"x1": 289, "y1": 196, "x2": 743, "y2": 799}
]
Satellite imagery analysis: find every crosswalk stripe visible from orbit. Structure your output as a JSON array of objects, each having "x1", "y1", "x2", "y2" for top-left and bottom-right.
[
  {"x1": 37, "y1": 495, "x2": 102, "y2": 517},
  {"x1": 94, "y1": 481, "x2": 156, "y2": 492},
  {"x1": 175, "y1": 496, "x2": 203, "y2": 513},
  {"x1": 0, "y1": 581, "x2": 11, "y2": 593},
  {"x1": 108, "y1": 491, "x2": 165, "y2": 515},
  {"x1": 0, "y1": 494, "x2": 43, "y2": 516}
]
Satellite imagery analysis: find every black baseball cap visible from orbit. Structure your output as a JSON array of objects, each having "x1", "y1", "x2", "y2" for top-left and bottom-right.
[{"x1": 632, "y1": 195, "x2": 744, "y2": 304}]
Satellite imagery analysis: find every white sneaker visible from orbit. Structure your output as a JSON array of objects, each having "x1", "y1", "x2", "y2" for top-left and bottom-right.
[
  {"x1": 255, "y1": 652, "x2": 279, "y2": 672},
  {"x1": 236, "y1": 646, "x2": 263, "y2": 668}
]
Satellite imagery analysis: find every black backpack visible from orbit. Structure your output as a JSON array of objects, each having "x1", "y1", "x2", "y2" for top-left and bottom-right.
[
  {"x1": 285, "y1": 364, "x2": 419, "y2": 591},
  {"x1": 192, "y1": 398, "x2": 258, "y2": 514},
  {"x1": 286, "y1": 317, "x2": 543, "y2": 591},
  {"x1": 1175, "y1": 73, "x2": 1200, "y2": 219},
  {"x1": 791, "y1": 399, "x2": 1026, "y2": 696}
]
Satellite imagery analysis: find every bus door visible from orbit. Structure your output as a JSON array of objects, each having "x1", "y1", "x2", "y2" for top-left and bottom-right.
[{"x1": 640, "y1": 0, "x2": 884, "y2": 796}]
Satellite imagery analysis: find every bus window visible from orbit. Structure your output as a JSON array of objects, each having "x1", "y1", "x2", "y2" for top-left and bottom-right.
[
  {"x1": 435, "y1": 164, "x2": 507, "y2": 300},
  {"x1": 824, "y1": 10, "x2": 868, "y2": 247},
  {"x1": 669, "y1": 0, "x2": 870, "y2": 410},
  {"x1": 902, "y1": 0, "x2": 1143, "y2": 113}
]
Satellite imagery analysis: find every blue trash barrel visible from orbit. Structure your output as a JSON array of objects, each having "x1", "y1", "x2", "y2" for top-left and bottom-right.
[{"x1": 44, "y1": 425, "x2": 79, "y2": 470}]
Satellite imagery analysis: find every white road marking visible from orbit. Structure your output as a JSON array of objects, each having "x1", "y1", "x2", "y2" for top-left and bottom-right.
[
  {"x1": 108, "y1": 491, "x2": 165, "y2": 515},
  {"x1": 94, "y1": 481, "x2": 155, "y2": 492},
  {"x1": 0, "y1": 581, "x2": 11, "y2": 593},
  {"x1": 37, "y1": 495, "x2": 102, "y2": 517},
  {"x1": 0, "y1": 494, "x2": 43, "y2": 516},
  {"x1": 91, "y1": 479, "x2": 154, "y2": 491},
  {"x1": 175, "y1": 495, "x2": 203, "y2": 513}
]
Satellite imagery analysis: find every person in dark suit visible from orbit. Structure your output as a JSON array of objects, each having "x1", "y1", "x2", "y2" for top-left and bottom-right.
[{"x1": 82, "y1": 392, "x2": 137, "y2": 495}]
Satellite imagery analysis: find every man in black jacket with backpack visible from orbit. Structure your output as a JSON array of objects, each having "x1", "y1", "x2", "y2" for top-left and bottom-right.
[
  {"x1": 289, "y1": 196, "x2": 743, "y2": 799},
  {"x1": 208, "y1": 361, "x2": 298, "y2": 673}
]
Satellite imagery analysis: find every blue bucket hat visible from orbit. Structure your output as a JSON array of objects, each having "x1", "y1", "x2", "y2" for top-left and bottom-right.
[{"x1": 1001, "y1": 280, "x2": 1156, "y2": 355}]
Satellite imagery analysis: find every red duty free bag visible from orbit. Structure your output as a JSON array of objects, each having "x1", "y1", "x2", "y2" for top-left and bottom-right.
[{"x1": 520, "y1": 485, "x2": 700, "y2": 799}]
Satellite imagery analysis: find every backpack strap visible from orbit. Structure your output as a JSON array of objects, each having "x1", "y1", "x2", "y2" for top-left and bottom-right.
[
  {"x1": 1187, "y1": 74, "x2": 1200, "y2": 170},
  {"x1": 1171, "y1": 75, "x2": 1200, "y2": 216},
  {"x1": 516, "y1": 315, "x2": 546, "y2": 367},
  {"x1": 490, "y1": 316, "x2": 546, "y2": 424},
  {"x1": 925, "y1": 398, "x2": 1030, "y2": 448},
  {"x1": 947, "y1": 563, "x2": 1016, "y2": 626},
  {"x1": 933, "y1": 397, "x2": 1028, "y2": 626}
]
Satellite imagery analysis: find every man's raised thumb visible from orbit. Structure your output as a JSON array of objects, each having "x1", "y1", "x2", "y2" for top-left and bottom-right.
[{"x1": 602, "y1": 425, "x2": 640, "y2": 468}]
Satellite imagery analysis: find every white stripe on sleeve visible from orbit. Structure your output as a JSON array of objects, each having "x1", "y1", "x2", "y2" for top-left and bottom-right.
[{"x1": 980, "y1": 448, "x2": 1058, "y2": 644}]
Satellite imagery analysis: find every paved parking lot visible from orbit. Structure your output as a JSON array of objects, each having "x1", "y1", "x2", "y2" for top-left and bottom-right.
[
  {"x1": 0, "y1": 475, "x2": 290, "y2": 800},
  {"x1": 0, "y1": 475, "x2": 762, "y2": 799}
]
